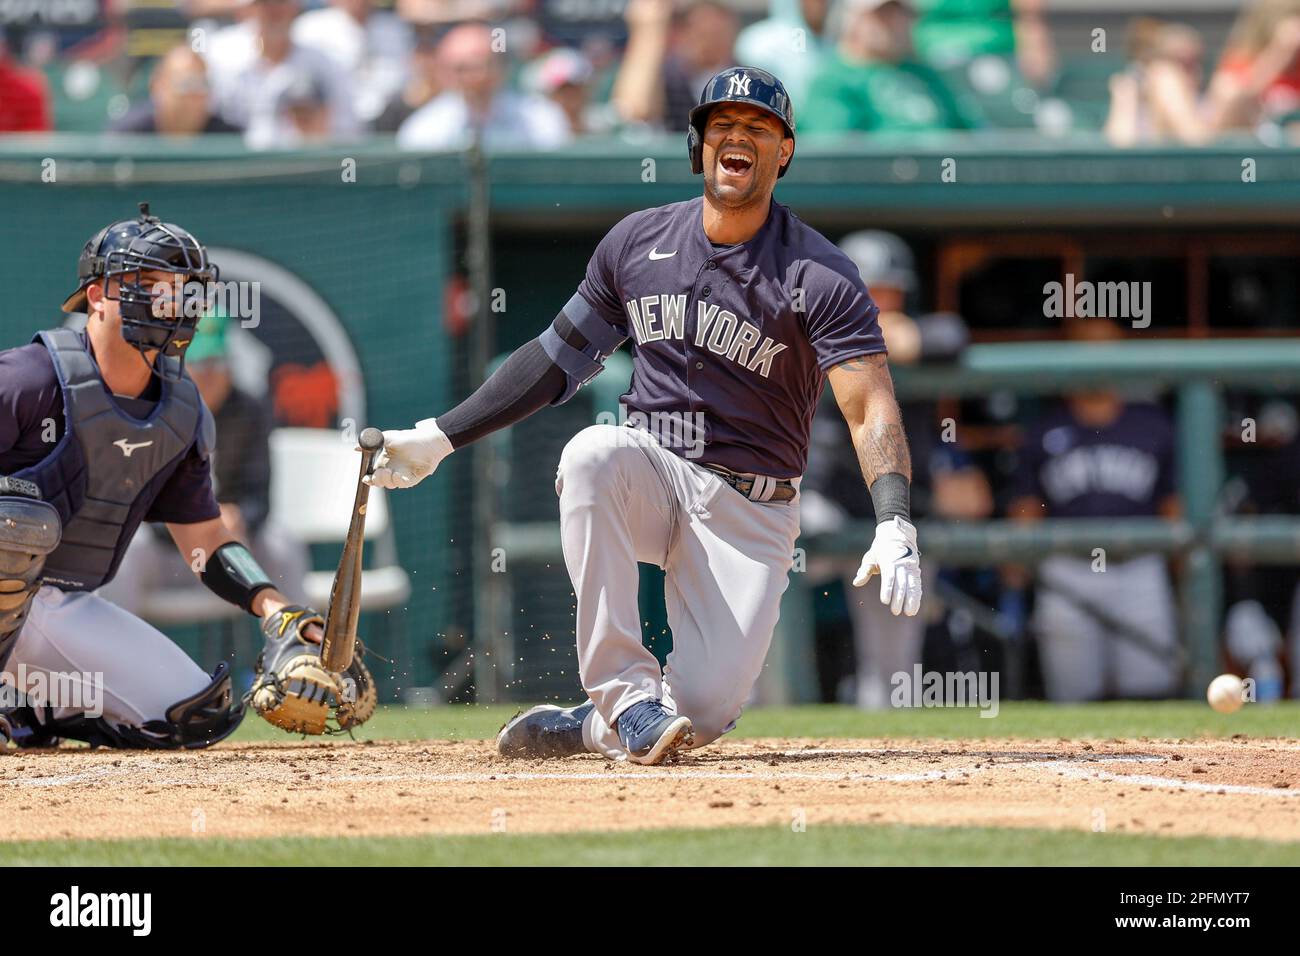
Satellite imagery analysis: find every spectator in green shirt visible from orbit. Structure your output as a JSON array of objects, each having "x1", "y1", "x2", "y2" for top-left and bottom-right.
[
  {"x1": 736, "y1": 0, "x2": 834, "y2": 106},
  {"x1": 912, "y1": 0, "x2": 1055, "y2": 86},
  {"x1": 802, "y1": 0, "x2": 981, "y2": 133}
]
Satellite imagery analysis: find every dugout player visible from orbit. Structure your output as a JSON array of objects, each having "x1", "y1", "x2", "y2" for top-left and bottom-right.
[
  {"x1": 371, "y1": 67, "x2": 923, "y2": 764},
  {"x1": 0, "y1": 205, "x2": 373, "y2": 749},
  {"x1": 1008, "y1": 319, "x2": 1181, "y2": 701}
]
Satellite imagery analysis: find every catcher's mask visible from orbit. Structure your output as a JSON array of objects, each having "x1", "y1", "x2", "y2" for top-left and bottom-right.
[
  {"x1": 688, "y1": 66, "x2": 796, "y2": 178},
  {"x1": 62, "y1": 202, "x2": 219, "y2": 382}
]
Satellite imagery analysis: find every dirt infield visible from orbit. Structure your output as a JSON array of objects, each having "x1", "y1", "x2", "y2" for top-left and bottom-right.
[{"x1": 3, "y1": 737, "x2": 1300, "y2": 844}]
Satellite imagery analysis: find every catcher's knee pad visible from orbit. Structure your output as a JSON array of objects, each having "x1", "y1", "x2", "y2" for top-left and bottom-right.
[
  {"x1": 0, "y1": 489, "x2": 62, "y2": 669},
  {"x1": 156, "y1": 661, "x2": 245, "y2": 747},
  {"x1": 2, "y1": 663, "x2": 243, "y2": 750},
  {"x1": 117, "y1": 662, "x2": 244, "y2": 749}
]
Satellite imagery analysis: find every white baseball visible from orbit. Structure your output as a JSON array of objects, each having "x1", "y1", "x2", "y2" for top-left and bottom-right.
[{"x1": 1206, "y1": 674, "x2": 1245, "y2": 714}]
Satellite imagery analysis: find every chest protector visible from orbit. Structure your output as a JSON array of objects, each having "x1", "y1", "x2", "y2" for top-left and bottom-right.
[{"x1": 13, "y1": 328, "x2": 211, "y2": 591}]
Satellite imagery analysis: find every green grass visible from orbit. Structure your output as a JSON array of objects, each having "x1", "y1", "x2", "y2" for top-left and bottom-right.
[
  {"x1": 228, "y1": 700, "x2": 1300, "y2": 745},
  {"x1": 6, "y1": 824, "x2": 1299, "y2": 867}
]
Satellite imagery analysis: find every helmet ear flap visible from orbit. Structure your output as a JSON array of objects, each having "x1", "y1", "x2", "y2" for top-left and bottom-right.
[{"x1": 687, "y1": 121, "x2": 703, "y2": 175}]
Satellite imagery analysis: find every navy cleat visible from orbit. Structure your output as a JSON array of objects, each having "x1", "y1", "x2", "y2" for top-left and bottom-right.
[
  {"x1": 616, "y1": 700, "x2": 693, "y2": 765},
  {"x1": 497, "y1": 702, "x2": 594, "y2": 759},
  {"x1": 0, "y1": 704, "x2": 60, "y2": 749}
]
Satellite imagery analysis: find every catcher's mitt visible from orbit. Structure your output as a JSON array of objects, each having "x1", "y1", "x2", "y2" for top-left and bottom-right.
[
  {"x1": 249, "y1": 605, "x2": 376, "y2": 734},
  {"x1": 335, "y1": 640, "x2": 378, "y2": 731}
]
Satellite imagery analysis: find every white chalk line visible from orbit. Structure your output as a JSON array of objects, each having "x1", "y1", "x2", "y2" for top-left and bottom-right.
[{"x1": 1050, "y1": 764, "x2": 1300, "y2": 799}]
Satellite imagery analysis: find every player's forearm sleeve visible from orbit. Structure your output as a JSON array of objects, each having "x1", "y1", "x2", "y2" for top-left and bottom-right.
[
  {"x1": 438, "y1": 299, "x2": 624, "y2": 448},
  {"x1": 436, "y1": 338, "x2": 570, "y2": 449}
]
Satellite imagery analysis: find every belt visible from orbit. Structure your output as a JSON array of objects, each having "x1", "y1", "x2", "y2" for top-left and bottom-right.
[{"x1": 704, "y1": 465, "x2": 797, "y2": 503}]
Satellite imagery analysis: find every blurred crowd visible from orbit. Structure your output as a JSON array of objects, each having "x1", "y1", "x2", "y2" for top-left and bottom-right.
[{"x1": 4, "y1": 0, "x2": 1300, "y2": 147}]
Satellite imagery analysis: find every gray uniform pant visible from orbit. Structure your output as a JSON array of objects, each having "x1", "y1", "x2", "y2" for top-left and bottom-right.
[
  {"x1": 3, "y1": 586, "x2": 211, "y2": 729},
  {"x1": 556, "y1": 424, "x2": 801, "y2": 760},
  {"x1": 848, "y1": 563, "x2": 934, "y2": 710},
  {"x1": 1033, "y1": 553, "x2": 1180, "y2": 701}
]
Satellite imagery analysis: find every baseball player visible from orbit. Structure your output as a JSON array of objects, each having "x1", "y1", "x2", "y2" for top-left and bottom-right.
[
  {"x1": 1008, "y1": 319, "x2": 1181, "y2": 701},
  {"x1": 0, "y1": 204, "x2": 373, "y2": 749},
  {"x1": 371, "y1": 67, "x2": 923, "y2": 764}
]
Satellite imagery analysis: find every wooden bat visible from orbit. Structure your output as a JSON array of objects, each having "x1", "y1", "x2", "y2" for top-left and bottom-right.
[{"x1": 320, "y1": 427, "x2": 385, "y2": 672}]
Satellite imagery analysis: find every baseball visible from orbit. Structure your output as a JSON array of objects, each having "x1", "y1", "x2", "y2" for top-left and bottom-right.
[{"x1": 1207, "y1": 674, "x2": 1245, "y2": 714}]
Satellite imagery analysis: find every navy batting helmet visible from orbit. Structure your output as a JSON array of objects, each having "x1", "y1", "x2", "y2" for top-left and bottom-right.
[{"x1": 688, "y1": 66, "x2": 796, "y2": 178}]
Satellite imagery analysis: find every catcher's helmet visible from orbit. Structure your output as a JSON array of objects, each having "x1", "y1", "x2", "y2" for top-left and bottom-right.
[
  {"x1": 62, "y1": 203, "x2": 218, "y2": 381},
  {"x1": 688, "y1": 66, "x2": 796, "y2": 178}
]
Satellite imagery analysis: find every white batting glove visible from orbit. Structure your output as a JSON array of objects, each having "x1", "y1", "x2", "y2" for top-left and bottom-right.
[
  {"x1": 853, "y1": 516, "x2": 922, "y2": 617},
  {"x1": 365, "y1": 418, "x2": 453, "y2": 490}
]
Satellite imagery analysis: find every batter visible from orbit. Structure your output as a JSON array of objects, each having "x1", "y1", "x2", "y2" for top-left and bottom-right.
[{"x1": 371, "y1": 68, "x2": 924, "y2": 763}]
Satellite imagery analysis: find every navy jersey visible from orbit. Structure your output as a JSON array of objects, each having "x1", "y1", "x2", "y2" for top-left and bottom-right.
[
  {"x1": 574, "y1": 197, "x2": 886, "y2": 478},
  {"x1": 1014, "y1": 402, "x2": 1176, "y2": 518},
  {"x1": 0, "y1": 339, "x2": 220, "y2": 526}
]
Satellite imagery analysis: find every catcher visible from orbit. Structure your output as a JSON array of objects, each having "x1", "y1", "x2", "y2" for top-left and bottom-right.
[{"x1": 0, "y1": 203, "x2": 374, "y2": 749}]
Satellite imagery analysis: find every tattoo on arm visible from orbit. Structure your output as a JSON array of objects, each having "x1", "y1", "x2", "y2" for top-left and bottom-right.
[
  {"x1": 836, "y1": 353, "x2": 889, "y2": 373},
  {"x1": 858, "y1": 413, "x2": 911, "y2": 486},
  {"x1": 834, "y1": 353, "x2": 912, "y2": 485}
]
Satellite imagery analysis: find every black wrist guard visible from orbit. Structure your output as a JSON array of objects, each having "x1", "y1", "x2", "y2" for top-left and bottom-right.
[
  {"x1": 201, "y1": 542, "x2": 275, "y2": 614},
  {"x1": 869, "y1": 472, "x2": 911, "y2": 524}
]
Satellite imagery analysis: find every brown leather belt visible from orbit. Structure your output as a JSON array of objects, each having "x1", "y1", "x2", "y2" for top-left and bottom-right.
[{"x1": 704, "y1": 465, "x2": 797, "y2": 503}]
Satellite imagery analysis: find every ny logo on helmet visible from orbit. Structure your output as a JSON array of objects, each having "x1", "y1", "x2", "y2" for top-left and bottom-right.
[{"x1": 726, "y1": 72, "x2": 751, "y2": 97}]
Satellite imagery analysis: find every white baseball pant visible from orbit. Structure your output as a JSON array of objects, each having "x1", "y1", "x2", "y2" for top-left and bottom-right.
[
  {"x1": 2, "y1": 586, "x2": 212, "y2": 731},
  {"x1": 1033, "y1": 554, "x2": 1179, "y2": 701},
  {"x1": 848, "y1": 562, "x2": 936, "y2": 710},
  {"x1": 556, "y1": 423, "x2": 801, "y2": 760}
]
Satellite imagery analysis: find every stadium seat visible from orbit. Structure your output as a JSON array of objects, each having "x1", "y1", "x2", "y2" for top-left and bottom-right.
[
  {"x1": 1050, "y1": 56, "x2": 1124, "y2": 131},
  {"x1": 44, "y1": 61, "x2": 129, "y2": 132},
  {"x1": 937, "y1": 55, "x2": 1038, "y2": 129},
  {"x1": 268, "y1": 427, "x2": 411, "y2": 613}
]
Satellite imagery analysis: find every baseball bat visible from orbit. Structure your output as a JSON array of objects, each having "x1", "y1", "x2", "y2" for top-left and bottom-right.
[{"x1": 320, "y1": 426, "x2": 385, "y2": 672}]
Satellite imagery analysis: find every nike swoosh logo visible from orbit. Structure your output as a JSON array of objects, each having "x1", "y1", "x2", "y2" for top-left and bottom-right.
[
  {"x1": 897, "y1": 547, "x2": 914, "y2": 561},
  {"x1": 648, "y1": 248, "x2": 677, "y2": 260},
  {"x1": 113, "y1": 439, "x2": 154, "y2": 458}
]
